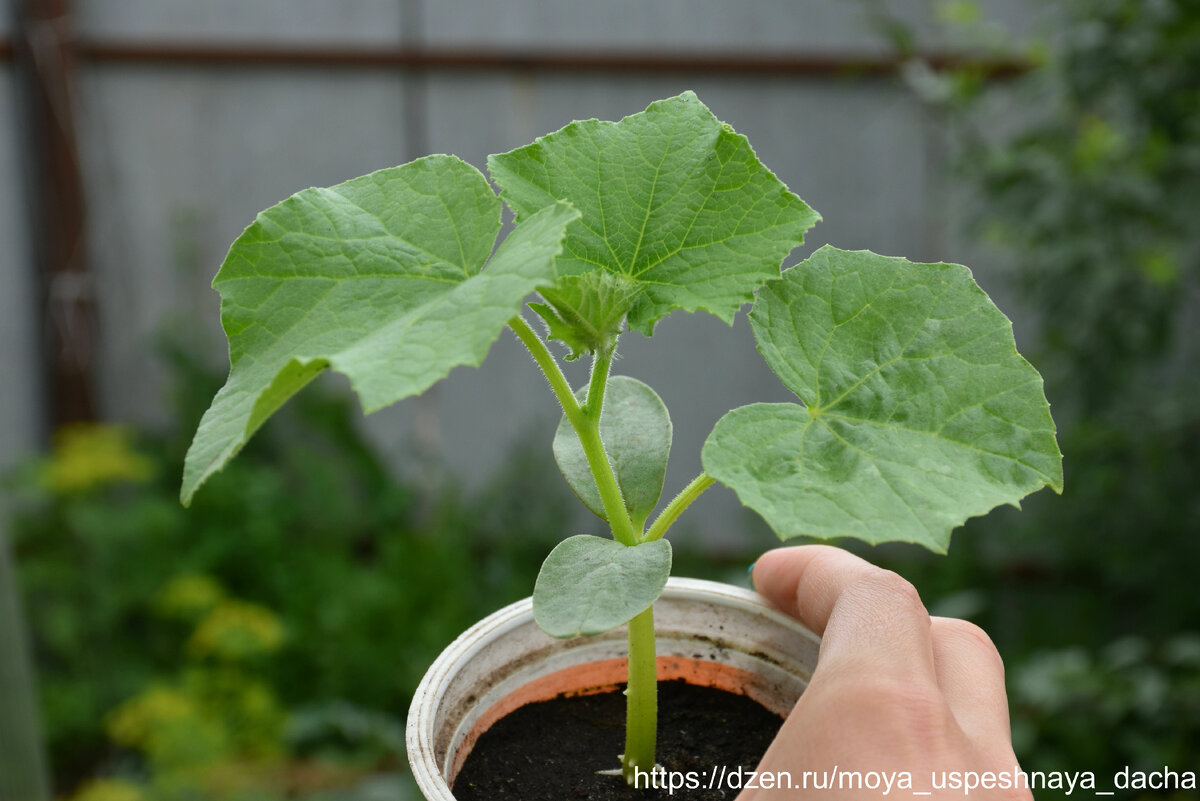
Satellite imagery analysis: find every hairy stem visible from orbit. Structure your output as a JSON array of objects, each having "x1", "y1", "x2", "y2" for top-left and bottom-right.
[
  {"x1": 642, "y1": 473, "x2": 717, "y2": 543},
  {"x1": 510, "y1": 314, "x2": 656, "y2": 780},
  {"x1": 584, "y1": 345, "x2": 614, "y2": 421},
  {"x1": 623, "y1": 605, "x2": 657, "y2": 785},
  {"x1": 574, "y1": 345, "x2": 640, "y2": 546},
  {"x1": 509, "y1": 317, "x2": 636, "y2": 546},
  {"x1": 508, "y1": 315, "x2": 585, "y2": 429}
]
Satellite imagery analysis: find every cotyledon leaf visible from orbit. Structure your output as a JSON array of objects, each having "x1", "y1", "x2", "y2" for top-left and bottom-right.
[
  {"x1": 703, "y1": 246, "x2": 1063, "y2": 553},
  {"x1": 533, "y1": 535, "x2": 672, "y2": 638},
  {"x1": 488, "y1": 91, "x2": 820, "y2": 337},
  {"x1": 181, "y1": 155, "x2": 580, "y2": 505},
  {"x1": 552, "y1": 376, "x2": 672, "y2": 525}
]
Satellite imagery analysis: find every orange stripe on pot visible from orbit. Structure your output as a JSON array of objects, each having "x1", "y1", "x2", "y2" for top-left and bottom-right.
[{"x1": 448, "y1": 655, "x2": 772, "y2": 782}]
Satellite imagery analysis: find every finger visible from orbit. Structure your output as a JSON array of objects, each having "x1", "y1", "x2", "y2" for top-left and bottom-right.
[
  {"x1": 930, "y1": 617, "x2": 1013, "y2": 745},
  {"x1": 754, "y1": 546, "x2": 937, "y2": 684},
  {"x1": 753, "y1": 545, "x2": 873, "y2": 635}
]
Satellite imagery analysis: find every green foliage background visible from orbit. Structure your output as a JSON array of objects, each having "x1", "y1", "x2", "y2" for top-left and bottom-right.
[
  {"x1": 863, "y1": 0, "x2": 1200, "y2": 793},
  {"x1": 8, "y1": 337, "x2": 763, "y2": 798},
  {"x1": 7, "y1": 337, "x2": 580, "y2": 797}
]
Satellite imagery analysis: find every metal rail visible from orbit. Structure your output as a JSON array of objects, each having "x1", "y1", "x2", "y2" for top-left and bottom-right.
[
  {"x1": 12, "y1": 0, "x2": 96, "y2": 427},
  {"x1": 1, "y1": 39, "x2": 1031, "y2": 77}
]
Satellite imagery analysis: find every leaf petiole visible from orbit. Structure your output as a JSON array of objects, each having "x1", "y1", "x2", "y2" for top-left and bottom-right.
[
  {"x1": 642, "y1": 473, "x2": 716, "y2": 543},
  {"x1": 583, "y1": 344, "x2": 615, "y2": 422},
  {"x1": 509, "y1": 316, "x2": 639, "y2": 547},
  {"x1": 508, "y1": 314, "x2": 585, "y2": 429}
]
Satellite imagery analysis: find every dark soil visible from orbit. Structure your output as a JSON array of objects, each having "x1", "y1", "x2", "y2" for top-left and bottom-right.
[{"x1": 453, "y1": 680, "x2": 784, "y2": 800}]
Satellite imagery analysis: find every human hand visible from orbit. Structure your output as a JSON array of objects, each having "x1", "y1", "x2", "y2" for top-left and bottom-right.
[{"x1": 741, "y1": 546, "x2": 1030, "y2": 800}]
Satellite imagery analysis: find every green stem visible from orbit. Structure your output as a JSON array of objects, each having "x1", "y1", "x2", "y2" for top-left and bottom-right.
[
  {"x1": 508, "y1": 315, "x2": 585, "y2": 429},
  {"x1": 622, "y1": 605, "x2": 657, "y2": 785},
  {"x1": 509, "y1": 314, "x2": 655, "y2": 781},
  {"x1": 575, "y1": 348, "x2": 639, "y2": 547},
  {"x1": 509, "y1": 317, "x2": 636, "y2": 546},
  {"x1": 584, "y1": 345, "x2": 614, "y2": 420},
  {"x1": 579, "y1": 345, "x2": 660, "y2": 783},
  {"x1": 643, "y1": 473, "x2": 716, "y2": 543}
]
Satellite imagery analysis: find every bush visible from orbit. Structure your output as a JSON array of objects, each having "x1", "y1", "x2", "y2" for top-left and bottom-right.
[
  {"x1": 7, "y1": 341, "x2": 574, "y2": 792},
  {"x1": 869, "y1": 0, "x2": 1200, "y2": 788}
]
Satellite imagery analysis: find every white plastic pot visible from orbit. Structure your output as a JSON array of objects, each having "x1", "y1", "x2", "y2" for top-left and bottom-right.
[{"x1": 406, "y1": 576, "x2": 821, "y2": 801}]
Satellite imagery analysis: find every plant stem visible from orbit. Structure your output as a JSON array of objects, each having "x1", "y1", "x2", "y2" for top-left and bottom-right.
[
  {"x1": 622, "y1": 605, "x2": 657, "y2": 785},
  {"x1": 643, "y1": 473, "x2": 716, "y2": 543},
  {"x1": 574, "y1": 345, "x2": 640, "y2": 547},
  {"x1": 509, "y1": 313, "x2": 657, "y2": 781},
  {"x1": 509, "y1": 317, "x2": 637, "y2": 546},
  {"x1": 508, "y1": 315, "x2": 585, "y2": 428},
  {"x1": 584, "y1": 345, "x2": 614, "y2": 420}
]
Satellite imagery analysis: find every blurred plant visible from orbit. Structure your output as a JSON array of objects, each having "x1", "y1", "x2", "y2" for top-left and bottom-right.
[
  {"x1": 38, "y1": 424, "x2": 154, "y2": 494},
  {"x1": 913, "y1": 0, "x2": 1200, "y2": 646},
  {"x1": 857, "y1": 0, "x2": 1200, "y2": 786},
  {"x1": 156, "y1": 574, "x2": 225, "y2": 621},
  {"x1": 67, "y1": 778, "x2": 146, "y2": 801},
  {"x1": 87, "y1": 575, "x2": 288, "y2": 799},
  {"x1": 286, "y1": 701, "x2": 405, "y2": 767},
  {"x1": 186, "y1": 600, "x2": 285, "y2": 663},
  {"x1": 66, "y1": 573, "x2": 409, "y2": 801},
  {"x1": 1010, "y1": 634, "x2": 1200, "y2": 783},
  {"x1": 5, "y1": 335, "x2": 573, "y2": 792}
]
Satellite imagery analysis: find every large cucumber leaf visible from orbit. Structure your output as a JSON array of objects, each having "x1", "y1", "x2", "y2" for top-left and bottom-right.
[
  {"x1": 703, "y1": 246, "x2": 1063, "y2": 552},
  {"x1": 182, "y1": 156, "x2": 579, "y2": 504},
  {"x1": 488, "y1": 91, "x2": 820, "y2": 339}
]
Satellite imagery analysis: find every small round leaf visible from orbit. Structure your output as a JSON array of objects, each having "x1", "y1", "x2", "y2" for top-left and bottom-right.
[
  {"x1": 533, "y1": 535, "x2": 672, "y2": 638},
  {"x1": 553, "y1": 376, "x2": 672, "y2": 524}
]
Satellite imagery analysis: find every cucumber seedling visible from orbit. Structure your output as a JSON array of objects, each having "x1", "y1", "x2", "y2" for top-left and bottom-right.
[{"x1": 183, "y1": 92, "x2": 1062, "y2": 785}]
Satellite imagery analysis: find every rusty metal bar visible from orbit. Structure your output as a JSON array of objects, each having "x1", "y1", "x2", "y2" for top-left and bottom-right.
[
  {"x1": 12, "y1": 0, "x2": 97, "y2": 426},
  {"x1": 71, "y1": 42, "x2": 1034, "y2": 77},
  {"x1": 0, "y1": 38, "x2": 1031, "y2": 78}
]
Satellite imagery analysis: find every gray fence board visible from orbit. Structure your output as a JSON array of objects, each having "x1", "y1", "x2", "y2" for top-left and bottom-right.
[{"x1": 0, "y1": 523, "x2": 51, "y2": 801}]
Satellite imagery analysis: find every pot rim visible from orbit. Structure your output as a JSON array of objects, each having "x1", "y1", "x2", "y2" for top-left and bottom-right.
[{"x1": 406, "y1": 576, "x2": 819, "y2": 799}]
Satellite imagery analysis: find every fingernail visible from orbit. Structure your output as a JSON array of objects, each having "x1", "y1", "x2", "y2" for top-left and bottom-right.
[{"x1": 747, "y1": 560, "x2": 757, "y2": 574}]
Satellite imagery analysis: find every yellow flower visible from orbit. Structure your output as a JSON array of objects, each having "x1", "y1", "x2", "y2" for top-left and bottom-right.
[
  {"x1": 40, "y1": 424, "x2": 153, "y2": 493},
  {"x1": 107, "y1": 686, "x2": 196, "y2": 748},
  {"x1": 65, "y1": 778, "x2": 145, "y2": 801},
  {"x1": 156, "y1": 574, "x2": 226, "y2": 621},
  {"x1": 188, "y1": 601, "x2": 284, "y2": 661},
  {"x1": 106, "y1": 685, "x2": 230, "y2": 769}
]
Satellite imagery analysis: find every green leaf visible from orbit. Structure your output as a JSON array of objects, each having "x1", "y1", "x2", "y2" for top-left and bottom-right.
[
  {"x1": 553, "y1": 376, "x2": 672, "y2": 525},
  {"x1": 533, "y1": 535, "x2": 672, "y2": 638},
  {"x1": 530, "y1": 271, "x2": 641, "y2": 360},
  {"x1": 181, "y1": 156, "x2": 580, "y2": 505},
  {"x1": 703, "y1": 246, "x2": 1063, "y2": 552},
  {"x1": 488, "y1": 91, "x2": 820, "y2": 336}
]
